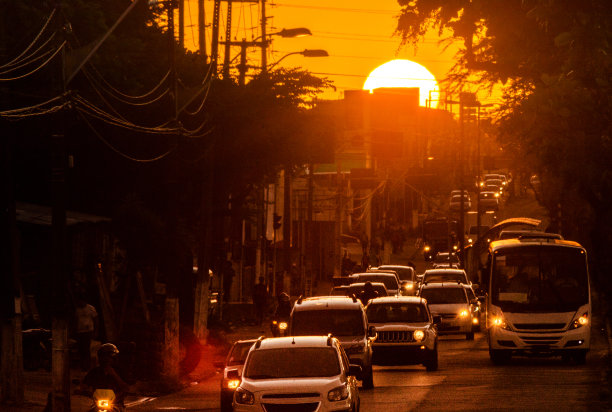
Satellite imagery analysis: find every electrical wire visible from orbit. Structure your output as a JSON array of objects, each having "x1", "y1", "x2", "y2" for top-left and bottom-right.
[
  {"x1": 74, "y1": 94, "x2": 180, "y2": 135},
  {"x1": 0, "y1": 8, "x2": 57, "y2": 69},
  {"x1": 83, "y1": 67, "x2": 171, "y2": 107},
  {"x1": 86, "y1": 63, "x2": 171, "y2": 101},
  {"x1": 0, "y1": 41, "x2": 66, "y2": 82},
  {"x1": 76, "y1": 109, "x2": 176, "y2": 163},
  {"x1": 0, "y1": 33, "x2": 57, "y2": 73},
  {"x1": 0, "y1": 95, "x2": 64, "y2": 115}
]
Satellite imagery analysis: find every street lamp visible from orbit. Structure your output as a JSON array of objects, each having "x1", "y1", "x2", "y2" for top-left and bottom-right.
[
  {"x1": 222, "y1": 27, "x2": 314, "y2": 80},
  {"x1": 267, "y1": 49, "x2": 329, "y2": 71}
]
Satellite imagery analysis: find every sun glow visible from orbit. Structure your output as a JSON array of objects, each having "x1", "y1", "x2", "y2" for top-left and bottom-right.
[{"x1": 363, "y1": 59, "x2": 440, "y2": 108}]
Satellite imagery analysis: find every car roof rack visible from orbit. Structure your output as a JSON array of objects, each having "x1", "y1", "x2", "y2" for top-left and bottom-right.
[{"x1": 254, "y1": 336, "x2": 265, "y2": 349}]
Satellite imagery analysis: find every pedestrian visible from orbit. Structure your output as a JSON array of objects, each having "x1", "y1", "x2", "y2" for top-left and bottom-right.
[
  {"x1": 223, "y1": 260, "x2": 235, "y2": 302},
  {"x1": 358, "y1": 281, "x2": 379, "y2": 306},
  {"x1": 74, "y1": 296, "x2": 98, "y2": 371},
  {"x1": 252, "y1": 276, "x2": 269, "y2": 325}
]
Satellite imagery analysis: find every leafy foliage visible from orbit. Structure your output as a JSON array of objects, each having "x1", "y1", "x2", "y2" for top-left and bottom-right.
[{"x1": 396, "y1": 0, "x2": 612, "y2": 294}]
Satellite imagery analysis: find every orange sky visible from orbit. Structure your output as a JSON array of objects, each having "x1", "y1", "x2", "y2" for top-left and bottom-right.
[{"x1": 182, "y1": 1, "x2": 471, "y2": 101}]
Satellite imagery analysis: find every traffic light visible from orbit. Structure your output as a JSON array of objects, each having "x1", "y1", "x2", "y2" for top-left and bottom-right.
[{"x1": 273, "y1": 213, "x2": 282, "y2": 230}]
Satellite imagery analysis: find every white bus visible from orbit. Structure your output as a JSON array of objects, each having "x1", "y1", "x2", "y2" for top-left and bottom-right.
[{"x1": 485, "y1": 235, "x2": 590, "y2": 364}]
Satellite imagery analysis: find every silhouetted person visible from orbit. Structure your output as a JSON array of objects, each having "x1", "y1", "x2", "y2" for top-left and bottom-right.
[
  {"x1": 253, "y1": 276, "x2": 268, "y2": 325},
  {"x1": 358, "y1": 281, "x2": 379, "y2": 306},
  {"x1": 275, "y1": 292, "x2": 292, "y2": 318},
  {"x1": 74, "y1": 297, "x2": 98, "y2": 371}
]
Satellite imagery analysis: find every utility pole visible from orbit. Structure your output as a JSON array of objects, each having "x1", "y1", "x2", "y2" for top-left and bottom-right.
[
  {"x1": 222, "y1": 1, "x2": 233, "y2": 79},
  {"x1": 0, "y1": 10, "x2": 24, "y2": 403},
  {"x1": 1, "y1": 124, "x2": 24, "y2": 407},
  {"x1": 260, "y1": 0, "x2": 267, "y2": 73},
  {"x1": 283, "y1": 167, "x2": 291, "y2": 290},
  {"x1": 198, "y1": 0, "x2": 207, "y2": 62},
  {"x1": 164, "y1": 0, "x2": 180, "y2": 383},
  {"x1": 178, "y1": 0, "x2": 184, "y2": 50}
]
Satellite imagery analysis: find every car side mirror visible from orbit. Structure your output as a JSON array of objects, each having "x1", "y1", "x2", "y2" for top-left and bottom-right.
[
  {"x1": 227, "y1": 369, "x2": 240, "y2": 379},
  {"x1": 348, "y1": 364, "x2": 362, "y2": 377},
  {"x1": 433, "y1": 315, "x2": 442, "y2": 325},
  {"x1": 368, "y1": 326, "x2": 377, "y2": 338}
]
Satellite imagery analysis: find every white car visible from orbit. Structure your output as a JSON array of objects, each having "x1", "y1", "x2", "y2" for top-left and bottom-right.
[
  {"x1": 233, "y1": 336, "x2": 361, "y2": 412},
  {"x1": 366, "y1": 296, "x2": 439, "y2": 371},
  {"x1": 419, "y1": 282, "x2": 476, "y2": 340}
]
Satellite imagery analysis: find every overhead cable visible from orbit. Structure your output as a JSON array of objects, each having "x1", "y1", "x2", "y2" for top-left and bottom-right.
[
  {"x1": 0, "y1": 8, "x2": 57, "y2": 68},
  {"x1": 86, "y1": 64, "x2": 171, "y2": 101},
  {"x1": 0, "y1": 41, "x2": 67, "y2": 82},
  {"x1": 73, "y1": 94, "x2": 180, "y2": 135},
  {"x1": 0, "y1": 33, "x2": 57, "y2": 73},
  {"x1": 83, "y1": 67, "x2": 170, "y2": 107},
  {"x1": 76, "y1": 109, "x2": 176, "y2": 163}
]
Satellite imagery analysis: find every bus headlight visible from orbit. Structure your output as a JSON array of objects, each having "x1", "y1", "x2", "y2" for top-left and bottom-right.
[
  {"x1": 491, "y1": 316, "x2": 510, "y2": 330},
  {"x1": 413, "y1": 330, "x2": 425, "y2": 342},
  {"x1": 569, "y1": 313, "x2": 588, "y2": 330}
]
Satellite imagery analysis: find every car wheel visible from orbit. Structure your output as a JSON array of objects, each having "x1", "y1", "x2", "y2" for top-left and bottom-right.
[
  {"x1": 362, "y1": 366, "x2": 374, "y2": 389},
  {"x1": 489, "y1": 349, "x2": 511, "y2": 365},
  {"x1": 466, "y1": 331, "x2": 474, "y2": 340},
  {"x1": 425, "y1": 348, "x2": 438, "y2": 372}
]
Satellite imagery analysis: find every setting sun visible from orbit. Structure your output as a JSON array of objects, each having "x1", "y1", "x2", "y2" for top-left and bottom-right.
[{"x1": 363, "y1": 59, "x2": 440, "y2": 108}]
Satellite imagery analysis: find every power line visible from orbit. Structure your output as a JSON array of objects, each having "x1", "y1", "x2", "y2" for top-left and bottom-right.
[{"x1": 273, "y1": 3, "x2": 397, "y2": 15}]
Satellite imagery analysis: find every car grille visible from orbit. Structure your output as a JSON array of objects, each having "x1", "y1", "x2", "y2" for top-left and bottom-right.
[
  {"x1": 262, "y1": 393, "x2": 320, "y2": 399},
  {"x1": 263, "y1": 402, "x2": 319, "y2": 412},
  {"x1": 377, "y1": 330, "x2": 413, "y2": 342},
  {"x1": 513, "y1": 323, "x2": 565, "y2": 331},
  {"x1": 519, "y1": 335, "x2": 562, "y2": 346}
]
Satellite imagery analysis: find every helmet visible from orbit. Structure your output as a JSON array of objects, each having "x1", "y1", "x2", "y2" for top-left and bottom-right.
[
  {"x1": 279, "y1": 292, "x2": 290, "y2": 302},
  {"x1": 97, "y1": 343, "x2": 119, "y2": 359}
]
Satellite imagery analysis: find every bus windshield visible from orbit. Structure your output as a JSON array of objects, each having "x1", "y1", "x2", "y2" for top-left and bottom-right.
[{"x1": 491, "y1": 245, "x2": 588, "y2": 313}]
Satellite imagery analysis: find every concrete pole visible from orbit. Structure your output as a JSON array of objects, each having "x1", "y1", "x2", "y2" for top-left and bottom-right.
[{"x1": 198, "y1": 0, "x2": 207, "y2": 62}]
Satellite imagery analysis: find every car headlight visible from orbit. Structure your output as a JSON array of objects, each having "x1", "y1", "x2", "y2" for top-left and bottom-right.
[
  {"x1": 569, "y1": 313, "x2": 588, "y2": 330},
  {"x1": 279, "y1": 322, "x2": 288, "y2": 330},
  {"x1": 491, "y1": 315, "x2": 510, "y2": 330},
  {"x1": 413, "y1": 330, "x2": 425, "y2": 342},
  {"x1": 234, "y1": 388, "x2": 254, "y2": 405},
  {"x1": 328, "y1": 384, "x2": 349, "y2": 402},
  {"x1": 424, "y1": 246, "x2": 431, "y2": 252},
  {"x1": 224, "y1": 378, "x2": 240, "y2": 389},
  {"x1": 403, "y1": 283, "x2": 414, "y2": 291},
  {"x1": 459, "y1": 310, "x2": 469, "y2": 318},
  {"x1": 494, "y1": 193, "x2": 500, "y2": 198}
]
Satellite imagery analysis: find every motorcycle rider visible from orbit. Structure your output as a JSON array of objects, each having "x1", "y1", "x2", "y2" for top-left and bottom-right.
[
  {"x1": 275, "y1": 292, "x2": 292, "y2": 318},
  {"x1": 80, "y1": 343, "x2": 130, "y2": 411},
  {"x1": 271, "y1": 292, "x2": 292, "y2": 336}
]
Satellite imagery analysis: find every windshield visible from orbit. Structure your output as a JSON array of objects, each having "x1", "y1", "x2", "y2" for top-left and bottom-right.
[
  {"x1": 379, "y1": 266, "x2": 414, "y2": 281},
  {"x1": 421, "y1": 288, "x2": 467, "y2": 304},
  {"x1": 424, "y1": 271, "x2": 467, "y2": 284},
  {"x1": 244, "y1": 347, "x2": 340, "y2": 379},
  {"x1": 292, "y1": 309, "x2": 364, "y2": 336},
  {"x1": 353, "y1": 275, "x2": 398, "y2": 290},
  {"x1": 228, "y1": 341, "x2": 255, "y2": 366},
  {"x1": 367, "y1": 303, "x2": 429, "y2": 323},
  {"x1": 491, "y1": 245, "x2": 589, "y2": 312}
]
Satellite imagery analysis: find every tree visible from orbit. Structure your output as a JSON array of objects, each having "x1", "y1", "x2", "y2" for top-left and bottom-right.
[{"x1": 395, "y1": 0, "x2": 612, "y2": 297}]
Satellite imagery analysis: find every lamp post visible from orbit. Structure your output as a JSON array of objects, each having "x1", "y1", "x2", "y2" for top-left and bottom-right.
[
  {"x1": 267, "y1": 49, "x2": 329, "y2": 71},
  {"x1": 221, "y1": 27, "x2": 313, "y2": 82}
]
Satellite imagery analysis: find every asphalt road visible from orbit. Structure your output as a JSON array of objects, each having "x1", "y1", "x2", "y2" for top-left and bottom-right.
[{"x1": 128, "y1": 321, "x2": 610, "y2": 412}]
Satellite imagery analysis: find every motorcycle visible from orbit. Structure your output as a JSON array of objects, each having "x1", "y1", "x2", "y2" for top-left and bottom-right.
[
  {"x1": 91, "y1": 389, "x2": 123, "y2": 412},
  {"x1": 270, "y1": 317, "x2": 289, "y2": 337}
]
